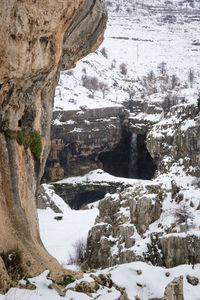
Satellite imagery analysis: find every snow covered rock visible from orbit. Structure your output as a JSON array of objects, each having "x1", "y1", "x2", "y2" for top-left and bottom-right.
[{"x1": 86, "y1": 183, "x2": 163, "y2": 268}]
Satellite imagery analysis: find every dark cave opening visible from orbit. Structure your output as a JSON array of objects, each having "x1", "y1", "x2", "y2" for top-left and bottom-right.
[
  {"x1": 69, "y1": 191, "x2": 106, "y2": 210},
  {"x1": 99, "y1": 132, "x2": 157, "y2": 180}
]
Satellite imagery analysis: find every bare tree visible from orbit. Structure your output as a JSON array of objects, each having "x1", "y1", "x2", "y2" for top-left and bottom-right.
[
  {"x1": 68, "y1": 238, "x2": 86, "y2": 265},
  {"x1": 188, "y1": 69, "x2": 194, "y2": 88},
  {"x1": 99, "y1": 82, "x2": 109, "y2": 98},
  {"x1": 81, "y1": 75, "x2": 99, "y2": 96},
  {"x1": 173, "y1": 203, "x2": 194, "y2": 233},
  {"x1": 159, "y1": 61, "x2": 167, "y2": 75},
  {"x1": 171, "y1": 74, "x2": 178, "y2": 89}
]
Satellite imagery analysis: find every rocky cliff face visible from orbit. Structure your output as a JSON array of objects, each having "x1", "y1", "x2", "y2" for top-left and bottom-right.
[
  {"x1": 85, "y1": 100, "x2": 200, "y2": 269},
  {"x1": 147, "y1": 103, "x2": 200, "y2": 172},
  {"x1": 45, "y1": 106, "x2": 128, "y2": 181},
  {"x1": 0, "y1": 0, "x2": 106, "y2": 292}
]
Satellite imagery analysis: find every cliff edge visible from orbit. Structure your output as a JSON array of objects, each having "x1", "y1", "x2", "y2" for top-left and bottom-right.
[{"x1": 0, "y1": 0, "x2": 106, "y2": 292}]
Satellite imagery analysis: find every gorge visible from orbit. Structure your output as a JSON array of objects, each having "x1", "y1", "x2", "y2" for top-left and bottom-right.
[{"x1": 0, "y1": 0, "x2": 200, "y2": 299}]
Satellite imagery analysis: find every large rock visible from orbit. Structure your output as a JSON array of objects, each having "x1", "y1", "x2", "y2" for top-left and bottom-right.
[
  {"x1": 162, "y1": 276, "x2": 184, "y2": 300},
  {"x1": 159, "y1": 234, "x2": 200, "y2": 268},
  {"x1": 86, "y1": 184, "x2": 163, "y2": 268},
  {"x1": 45, "y1": 106, "x2": 129, "y2": 181},
  {"x1": 0, "y1": 0, "x2": 106, "y2": 292}
]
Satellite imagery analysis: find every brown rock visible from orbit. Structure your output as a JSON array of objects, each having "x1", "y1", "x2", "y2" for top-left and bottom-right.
[
  {"x1": 0, "y1": 0, "x2": 106, "y2": 292},
  {"x1": 186, "y1": 275, "x2": 199, "y2": 286},
  {"x1": 48, "y1": 283, "x2": 66, "y2": 297},
  {"x1": 162, "y1": 276, "x2": 184, "y2": 300},
  {"x1": 75, "y1": 280, "x2": 99, "y2": 293}
]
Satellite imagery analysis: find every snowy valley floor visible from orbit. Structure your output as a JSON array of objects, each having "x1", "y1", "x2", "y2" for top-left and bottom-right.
[{"x1": 0, "y1": 169, "x2": 200, "y2": 300}]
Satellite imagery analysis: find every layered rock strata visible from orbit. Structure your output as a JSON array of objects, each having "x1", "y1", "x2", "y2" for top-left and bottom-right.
[
  {"x1": 0, "y1": 0, "x2": 106, "y2": 292},
  {"x1": 85, "y1": 102, "x2": 200, "y2": 269},
  {"x1": 45, "y1": 106, "x2": 129, "y2": 181}
]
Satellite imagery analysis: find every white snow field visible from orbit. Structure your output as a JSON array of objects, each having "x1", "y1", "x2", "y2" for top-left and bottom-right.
[
  {"x1": 1, "y1": 184, "x2": 200, "y2": 300},
  {"x1": 54, "y1": 3, "x2": 200, "y2": 116}
]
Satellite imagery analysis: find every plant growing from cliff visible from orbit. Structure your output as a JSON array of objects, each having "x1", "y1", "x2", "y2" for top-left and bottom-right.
[
  {"x1": 0, "y1": 249, "x2": 24, "y2": 281},
  {"x1": 4, "y1": 129, "x2": 42, "y2": 160},
  {"x1": 29, "y1": 131, "x2": 42, "y2": 160}
]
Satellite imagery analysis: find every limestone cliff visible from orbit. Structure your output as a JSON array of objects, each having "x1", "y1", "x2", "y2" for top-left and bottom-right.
[{"x1": 0, "y1": 0, "x2": 107, "y2": 292}]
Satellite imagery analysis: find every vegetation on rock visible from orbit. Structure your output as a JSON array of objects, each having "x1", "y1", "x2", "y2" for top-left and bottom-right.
[
  {"x1": 5, "y1": 129, "x2": 42, "y2": 160},
  {"x1": 197, "y1": 97, "x2": 200, "y2": 112}
]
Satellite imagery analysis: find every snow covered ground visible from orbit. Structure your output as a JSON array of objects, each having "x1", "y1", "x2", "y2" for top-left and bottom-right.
[
  {"x1": 38, "y1": 186, "x2": 98, "y2": 269},
  {"x1": 54, "y1": 2, "x2": 200, "y2": 116},
  {"x1": 0, "y1": 263, "x2": 196, "y2": 299},
  {"x1": 54, "y1": 168, "x2": 151, "y2": 186},
  {"x1": 1, "y1": 184, "x2": 200, "y2": 300}
]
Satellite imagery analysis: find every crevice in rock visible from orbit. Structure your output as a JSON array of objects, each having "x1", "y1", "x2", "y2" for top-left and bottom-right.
[{"x1": 71, "y1": 190, "x2": 105, "y2": 210}]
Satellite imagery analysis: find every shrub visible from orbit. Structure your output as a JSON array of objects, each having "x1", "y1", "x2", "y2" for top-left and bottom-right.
[
  {"x1": 0, "y1": 249, "x2": 24, "y2": 281},
  {"x1": 197, "y1": 97, "x2": 200, "y2": 112},
  {"x1": 4, "y1": 129, "x2": 42, "y2": 160},
  {"x1": 171, "y1": 74, "x2": 178, "y2": 89},
  {"x1": 173, "y1": 203, "x2": 194, "y2": 232},
  {"x1": 66, "y1": 70, "x2": 74, "y2": 76},
  {"x1": 99, "y1": 82, "x2": 109, "y2": 98},
  {"x1": 119, "y1": 63, "x2": 128, "y2": 75},
  {"x1": 188, "y1": 69, "x2": 194, "y2": 88},
  {"x1": 68, "y1": 238, "x2": 86, "y2": 265},
  {"x1": 158, "y1": 61, "x2": 167, "y2": 75},
  {"x1": 29, "y1": 131, "x2": 42, "y2": 160}
]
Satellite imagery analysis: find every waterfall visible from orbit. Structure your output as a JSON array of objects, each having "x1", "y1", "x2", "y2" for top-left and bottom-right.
[{"x1": 129, "y1": 133, "x2": 138, "y2": 178}]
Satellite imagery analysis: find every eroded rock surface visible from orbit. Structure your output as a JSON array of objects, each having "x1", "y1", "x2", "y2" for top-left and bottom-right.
[
  {"x1": 0, "y1": 0, "x2": 107, "y2": 291},
  {"x1": 45, "y1": 106, "x2": 129, "y2": 180},
  {"x1": 86, "y1": 183, "x2": 163, "y2": 268},
  {"x1": 162, "y1": 276, "x2": 184, "y2": 300}
]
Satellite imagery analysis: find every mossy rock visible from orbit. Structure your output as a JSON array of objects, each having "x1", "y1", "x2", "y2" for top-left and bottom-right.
[{"x1": 4, "y1": 129, "x2": 42, "y2": 160}]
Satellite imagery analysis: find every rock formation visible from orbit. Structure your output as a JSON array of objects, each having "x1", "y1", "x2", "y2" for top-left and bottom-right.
[
  {"x1": 45, "y1": 106, "x2": 129, "y2": 180},
  {"x1": 86, "y1": 183, "x2": 163, "y2": 268},
  {"x1": 85, "y1": 99, "x2": 200, "y2": 269},
  {"x1": 162, "y1": 276, "x2": 184, "y2": 300},
  {"x1": 0, "y1": 0, "x2": 107, "y2": 292}
]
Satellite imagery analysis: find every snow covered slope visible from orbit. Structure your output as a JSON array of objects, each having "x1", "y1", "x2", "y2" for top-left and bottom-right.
[{"x1": 54, "y1": 0, "x2": 200, "y2": 116}]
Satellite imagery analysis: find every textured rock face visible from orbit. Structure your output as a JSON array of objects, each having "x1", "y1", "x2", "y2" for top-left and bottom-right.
[
  {"x1": 159, "y1": 235, "x2": 200, "y2": 268},
  {"x1": 162, "y1": 276, "x2": 184, "y2": 300},
  {"x1": 86, "y1": 180, "x2": 200, "y2": 269},
  {"x1": 147, "y1": 104, "x2": 200, "y2": 171},
  {"x1": 52, "y1": 180, "x2": 128, "y2": 209},
  {"x1": 86, "y1": 184, "x2": 163, "y2": 268},
  {"x1": 0, "y1": 0, "x2": 106, "y2": 291},
  {"x1": 44, "y1": 106, "x2": 128, "y2": 181}
]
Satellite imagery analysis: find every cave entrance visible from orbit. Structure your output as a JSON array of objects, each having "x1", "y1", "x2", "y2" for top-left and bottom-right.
[
  {"x1": 69, "y1": 191, "x2": 106, "y2": 210},
  {"x1": 99, "y1": 133, "x2": 157, "y2": 180}
]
